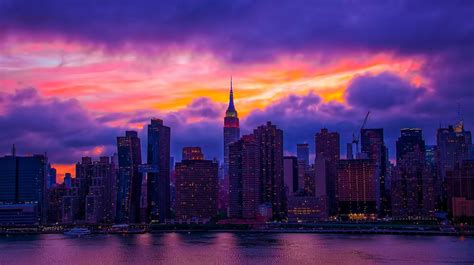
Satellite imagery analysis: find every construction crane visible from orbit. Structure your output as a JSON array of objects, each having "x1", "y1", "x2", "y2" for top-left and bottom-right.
[{"x1": 351, "y1": 111, "x2": 370, "y2": 154}]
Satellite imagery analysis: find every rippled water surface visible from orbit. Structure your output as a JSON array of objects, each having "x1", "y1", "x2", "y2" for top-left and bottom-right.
[{"x1": 0, "y1": 233, "x2": 473, "y2": 264}]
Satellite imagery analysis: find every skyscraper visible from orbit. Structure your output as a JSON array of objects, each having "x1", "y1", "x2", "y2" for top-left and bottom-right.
[
  {"x1": 396, "y1": 128, "x2": 425, "y2": 164},
  {"x1": 361, "y1": 128, "x2": 389, "y2": 216},
  {"x1": 436, "y1": 123, "x2": 472, "y2": 181},
  {"x1": 229, "y1": 135, "x2": 260, "y2": 219},
  {"x1": 46, "y1": 183, "x2": 69, "y2": 224},
  {"x1": 116, "y1": 131, "x2": 142, "y2": 224},
  {"x1": 0, "y1": 150, "x2": 47, "y2": 225},
  {"x1": 223, "y1": 77, "x2": 240, "y2": 178},
  {"x1": 48, "y1": 165, "x2": 56, "y2": 188},
  {"x1": 296, "y1": 143, "x2": 309, "y2": 165},
  {"x1": 147, "y1": 118, "x2": 171, "y2": 223},
  {"x1": 446, "y1": 160, "x2": 474, "y2": 222},
  {"x1": 182, "y1": 147, "x2": 204, "y2": 160},
  {"x1": 283, "y1": 156, "x2": 299, "y2": 195},
  {"x1": 85, "y1": 156, "x2": 116, "y2": 224},
  {"x1": 315, "y1": 128, "x2": 340, "y2": 215},
  {"x1": 337, "y1": 159, "x2": 377, "y2": 217},
  {"x1": 436, "y1": 122, "x2": 472, "y2": 211},
  {"x1": 64, "y1": 173, "x2": 72, "y2": 189},
  {"x1": 346, "y1": 143, "x2": 354, "y2": 160},
  {"x1": 392, "y1": 129, "x2": 434, "y2": 219},
  {"x1": 253, "y1": 122, "x2": 285, "y2": 220},
  {"x1": 175, "y1": 148, "x2": 218, "y2": 222},
  {"x1": 75, "y1": 157, "x2": 93, "y2": 221}
]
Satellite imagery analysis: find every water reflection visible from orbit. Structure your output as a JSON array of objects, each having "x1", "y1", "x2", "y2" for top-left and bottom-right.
[{"x1": 0, "y1": 233, "x2": 472, "y2": 265}]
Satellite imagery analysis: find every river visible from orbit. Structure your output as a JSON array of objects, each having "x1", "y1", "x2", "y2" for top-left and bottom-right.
[{"x1": 0, "y1": 233, "x2": 473, "y2": 264}]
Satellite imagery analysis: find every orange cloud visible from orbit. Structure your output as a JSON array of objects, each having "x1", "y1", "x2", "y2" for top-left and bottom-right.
[{"x1": 2, "y1": 39, "x2": 427, "y2": 178}]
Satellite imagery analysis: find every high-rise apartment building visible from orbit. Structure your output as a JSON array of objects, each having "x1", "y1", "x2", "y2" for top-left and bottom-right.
[
  {"x1": 175, "y1": 149, "x2": 218, "y2": 222},
  {"x1": 337, "y1": 159, "x2": 377, "y2": 217},
  {"x1": 116, "y1": 131, "x2": 142, "y2": 223},
  {"x1": 147, "y1": 118, "x2": 171, "y2": 222},
  {"x1": 253, "y1": 122, "x2": 285, "y2": 220},
  {"x1": 315, "y1": 128, "x2": 340, "y2": 215},
  {"x1": 229, "y1": 135, "x2": 261, "y2": 219},
  {"x1": 361, "y1": 128, "x2": 389, "y2": 216}
]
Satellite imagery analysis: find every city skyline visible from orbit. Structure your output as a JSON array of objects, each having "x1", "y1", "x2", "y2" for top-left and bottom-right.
[
  {"x1": 1, "y1": 2, "x2": 474, "y2": 264},
  {"x1": 1, "y1": 106, "x2": 471, "y2": 183},
  {"x1": 2, "y1": 106, "x2": 472, "y2": 225},
  {"x1": 1, "y1": 1, "x2": 473, "y2": 181}
]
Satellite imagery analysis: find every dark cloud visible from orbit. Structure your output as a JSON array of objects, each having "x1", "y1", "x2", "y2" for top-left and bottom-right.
[
  {"x1": 0, "y1": 89, "x2": 224, "y2": 164},
  {"x1": 243, "y1": 80, "x2": 470, "y2": 160},
  {"x1": 159, "y1": 98, "x2": 224, "y2": 161},
  {"x1": 1, "y1": 1, "x2": 472, "y2": 104},
  {"x1": 172, "y1": 97, "x2": 225, "y2": 120},
  {"x1": 0, "y1": 88, "x2": 122, "y2": 163},
  {"x1": 92, "y1": 97, "x2": 225, "y2": 163},
  {"x1": 1, "y1": 83, "x2": 470, "y2": 167},
  {"x1": 345, "y1": 72, "x2": 426, "y2": 110},
  {"x1": 1, "y1": 1, "x2": 472, "y2": 59}
]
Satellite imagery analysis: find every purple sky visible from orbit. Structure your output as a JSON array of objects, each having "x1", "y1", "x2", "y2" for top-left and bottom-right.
[{"x1": 0, "y1": 1, "x2": 473, "y2": 172}]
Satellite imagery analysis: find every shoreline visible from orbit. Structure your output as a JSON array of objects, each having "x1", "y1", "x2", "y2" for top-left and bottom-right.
[{"x1": 1, "y1": 229, "x2": 472, "y2": 237}]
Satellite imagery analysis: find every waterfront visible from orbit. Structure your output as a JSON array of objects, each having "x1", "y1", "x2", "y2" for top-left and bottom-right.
[{"x1": 0, "y1": 233, "x2": 473, "y2": 265}]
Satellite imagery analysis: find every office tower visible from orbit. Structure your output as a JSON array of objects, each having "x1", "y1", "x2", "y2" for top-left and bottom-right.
[
  {"x1": 138, "y1": 163, "x2": 159, "y2": 221},
  {"x1": 62, "y1": 194, "x2": 79, "y2": 224},
  {"x1": 346, "y1": 143, "x2": 354, "y2": 159},
  {"x1": 0, "y1": 150, "x2": 47, "y2": 225},
  {"x1": 253, "y1": 122, "x2": 285, "y2": 220},
  {"x1": 361, "y1": 128, "x2": 389, "y2": 216},
  {"x1": 147, "y1": 118, "x2": 171, "y2": 223},
  {"x1": 425, "y1": 144, "x2": 442, "y2": 209},
  {"x1": 446, "y1": 160, "x2": 474, "y2": 222},
  {"x1": 436, "y1": 123, "x2": 472, "y2": 211},
  {"x1": 85, "y1": 157, "x2": 116, "y2": 224},
  {"x1": 425, "y1": 145, "x2": 437, "y2": 167},
  {"x1": 75, "y1": 157, "x2": 93, "y2": 221},
  {"x1": 296, "y1": 143, "x2": 310, "y2": 165},
  {"x1": 139, "y1": 170, "x2": 148, "y2": 223},
  {"x1": 436, "y1": 123, "x2": 472, "y2": 181},
  {"x1": 302, "y1": 166, "x2": 316, "y2": 196},
  {"x1": 182, "y1": 147, "x2": 204, "y2": 160},
  {"x1": 116, "y1": 131, "x2": 142, "y2": 224},
  {"x1": 229, "y1": 135, "x2": 260, "y2": 219},
  {"x1": 315, "y1": 158, "x2": 327, "y2": 198},
  {"x1": 396, "y1": 128, "x2": 425, "y2": 163},
  {"x1": 337, "y1": 159, "x2": 377, "y2": 217},
  {"x1": 315, "y1": 128, "x2": 340, "y2": 215},
  {"x1": 392, "y1": 129, "x2": 434, "y2": 219},
  {"x1": 175, "y1": 148, "x2": 218, "y2": 222},
  {"x1": 223, "y1": 77, "x2": 240, "y2": 178},
  {"x1": 284, "y1": 156, "x2": 299, "y2": 195},
  {"x1": 46, "y1": 183, "x2": 69, "y2": 224},
  {"x1": 64, "y1": 173, "x2": 72, "y2": 189},
  {"x1": 48, "y1": 165, "x2": 57, "y2": 188}
]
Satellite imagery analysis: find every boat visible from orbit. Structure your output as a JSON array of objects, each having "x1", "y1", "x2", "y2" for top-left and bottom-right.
[{"x1": 64, "y1": 227, "x2": 91, "y2": 237}]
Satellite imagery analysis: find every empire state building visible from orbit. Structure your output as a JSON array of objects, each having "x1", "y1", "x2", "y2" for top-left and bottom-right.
[{"x1": 223, "y1": 77, "x2": 240, "y2": 178}]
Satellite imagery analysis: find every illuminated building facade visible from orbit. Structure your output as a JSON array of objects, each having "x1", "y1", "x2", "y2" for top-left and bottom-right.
[{"x1": 175, "y1": 149, "x2": 218, "y2": 222}]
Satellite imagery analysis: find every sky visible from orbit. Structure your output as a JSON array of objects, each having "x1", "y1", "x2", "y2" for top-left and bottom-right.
[{"x1": 0, "y1": 1, "x2": 473, "y2": 181}]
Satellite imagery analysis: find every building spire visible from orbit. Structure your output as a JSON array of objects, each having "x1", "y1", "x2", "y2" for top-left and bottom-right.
[
  {"x1": 226, "y1": 76, "x2": 237, "y2": 117},
  {"x1": 229, "y1": 76, "x2": 234, "y2": 105}
]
